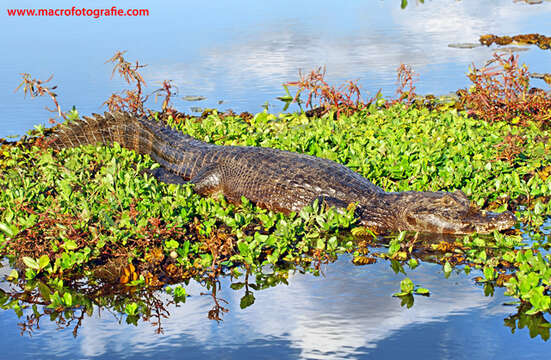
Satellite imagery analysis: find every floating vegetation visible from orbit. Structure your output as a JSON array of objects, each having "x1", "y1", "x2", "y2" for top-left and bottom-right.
[
  {"x1": 480, "y1": 33, "x2": 551, "y2": 50},
  {"x1": 182, "y1": 95, "x2": 206, "y2": 102},
  {"x1": 495, "y1": 46, "x2": 531, "y2": 53},
  {"x1": 514, "y1": 0, "x2": 545, "y2": 5},
  {"x1": 458, "y1": 53, "x2": 551, "y2": 126},
  {"x1": 447, "y1": 43, "x2": 481, "y2": 49},
  {"x1": 531, "y1": 73, "x2": 551, "y2": 86}
]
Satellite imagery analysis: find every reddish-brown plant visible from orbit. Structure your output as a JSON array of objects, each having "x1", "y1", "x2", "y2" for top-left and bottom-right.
[
  {"x1": 494, "y1": 133, "x2": 526, "y2": 163},
  {"x1": 15, "y1": 73, "x2": 66, "y2": 123},
  {"x1": 460, "y1": 53, "x2": 551, "y2": 125},
  {"x1": 394, "y1": 64, "x2": 418, "y2": 107},
  {"x1": 284, "y1": 67, "x2": 370, "y2": 119},
  {"x1": 152, "y1": 79, "x2": 178, "y2": 117},
  {"x1": 104, "y1": 51, "x2": 148, "y2": 115}
]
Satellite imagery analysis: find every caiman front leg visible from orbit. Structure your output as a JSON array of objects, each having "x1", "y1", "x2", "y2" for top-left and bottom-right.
[
  {"x1": 147, "y1": 163, "x2": 235, "y2": 201},
  {"x1": 145, "y1": 167, "x2": 188, "y2": 185},
  {"x1": 145, "y1": 164, "x2": 224, "y2": 194},
  {"x1": 189, "y1": 163, "x2": 224, "y2": 195},
  {"x1": 312, "y1": 195, "x2": 365, "y2": 218},
  {"x1": 313, "y1": 195, "x2": 350, "y2": 211},
  {"x1": 313, "y1": 196, "x2": 380, "y2": 231}
]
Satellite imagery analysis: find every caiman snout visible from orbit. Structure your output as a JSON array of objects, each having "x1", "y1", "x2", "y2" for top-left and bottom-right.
[
  {"x1": 474, "y1": 210, "x2": 517, "y2": 234},
  {"x1": 396, "y1": 191, "x2": 518, "y2": 234}
]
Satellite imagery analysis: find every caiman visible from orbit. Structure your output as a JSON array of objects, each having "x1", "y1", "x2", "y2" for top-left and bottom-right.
[{"x1": 47, "y1": 112, "x2": 516, "y2": 234}]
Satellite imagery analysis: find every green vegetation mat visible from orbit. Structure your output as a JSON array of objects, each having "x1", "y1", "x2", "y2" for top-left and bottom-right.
[{"x1": 0, "y1": 104, "x2": 550, "y2": 325}]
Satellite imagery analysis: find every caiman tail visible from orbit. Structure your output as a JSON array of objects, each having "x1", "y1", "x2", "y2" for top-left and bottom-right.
[
  {"x1": 49, "y1": 112, "x2": 204, "y2": 177},
  {"x1": 50, "y1": 112, "x2": 174, "y2": 153}
]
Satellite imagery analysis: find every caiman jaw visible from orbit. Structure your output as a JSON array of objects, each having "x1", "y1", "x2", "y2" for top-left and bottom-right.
[
  {"x1": 393, "y1": 191, "x2": 518, "y2": 234},
  {"x1": 472, "y1": 210, "x2": 517, "y2": 234},
  {"x1": 403, "y1": 209, "x2": 518, "y2": 234}
]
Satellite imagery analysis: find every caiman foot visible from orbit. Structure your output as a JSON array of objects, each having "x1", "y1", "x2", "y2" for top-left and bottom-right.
[{"x1": 144, "y1": 167, "x2": 187, "y2": 185}]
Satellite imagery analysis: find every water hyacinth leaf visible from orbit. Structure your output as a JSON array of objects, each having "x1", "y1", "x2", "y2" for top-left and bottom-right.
[
  {"x1": 0, "y1": 223, "x2": 17, "y2": 237},
  {"x1": 240, "y1": 293, "x2": 255, "y2": 309},
  {"x1": 230, "y1": 282, "x2": 245, "y2": 290},
  {"x1": 125, "y1": 302, "x2": 139, "y2": 316},
  {"x1": 443, "y1": 261, "x2": 453, "y2": 274},
  {"x1": 390, "y1": 260, "x2": 406, "y2": 275},
  {"x1": 400, "y1": 294, "x2": 415, "y2": 308},
  {"x1": 400, "y1": 277, "x2": 415, "y2": 294},
  {"x1": 388, "y1": 240, "x2": 401, "y2": 256},
  {"x1": 237, "y1": 242, "x2": 250, "y2": 256},
  {"x1": 63, "y1": 292, "x2": 72, "y2": 307},
  {"x1": 415, "y1": 287, "x2": 430, "y2": 296},
  {"x1": 63, "y1": 240, "x2": 78, "y2": 251},
  {"x1": 38, "y1": 255, "x2": 50, "y2": 270},
  {"x1": 7, "y1": 269, "x2": 18, "y2": 280},
  {"x1": 22, "y1": 257, "x2": 40, "y2": 270},
  {"x1": 483, "y1": 266, "x2": 496, "y2": 281}
]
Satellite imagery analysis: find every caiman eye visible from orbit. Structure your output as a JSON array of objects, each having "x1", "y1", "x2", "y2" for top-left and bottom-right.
[
  {"x1": 442, "y1": 195, "x2": 456, "y2": 207},
  {"x1": 453, "y1": 190, "x2": 469, "y2": 201}
]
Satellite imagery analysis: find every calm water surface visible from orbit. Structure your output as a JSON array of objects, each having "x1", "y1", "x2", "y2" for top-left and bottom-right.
[
  {"x1": 1, "y1": 0, "x2": 551, "y2": 136},
  {"x1": 1, "y1": 256, "x2": 549, "y2": 360},
  {"x1": 1, "y1": 0, "x2": 551, "y2": 359}
]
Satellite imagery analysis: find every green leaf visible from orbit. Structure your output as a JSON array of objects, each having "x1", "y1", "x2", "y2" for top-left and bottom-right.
[
  {"x1": 0, "y1": 223, "x2": 17, "y2": 237},
  {"x1": 240, "y1": 293, "x2": 255, "y2": 309},
  {"x1": 63, "y1": 292, "x2": 73, "y2": 307},
  {"x1": 22, "y1": 257, "x2": 40, "y2": 270},
  {"x1": 7, "y1": 269, "x2": 18, "y2": 280},
  {"x1": 415, "y1": 287, "x2": 430, "y2": 295},
  {"x1": 483, "y1": 266, "x2": 495, "y2": 281},
  {"x1": 230, "y1": 282, "x2": 245, "y2": 290},
  {"x1": 237, "y1": 242, "x2": 250, "y2": 256},
  {"x1": 125, "y1": 302, "x2": 139, "y2": 316},
  {"x1": 63, "y1": 240, "x2": 78, "y2": 251},
  {"x1": 173, "y1": 286, "x2": 186, "y2": 300},
  {"x1": 164, "y1": 239, "x2": 179, "y2": 250},
  {"x1": 400, "y1": 277, "x2": 414, "y2": 294},
  {"x1": 38, "y1": 255, "x2": 50, "y2": 270}
]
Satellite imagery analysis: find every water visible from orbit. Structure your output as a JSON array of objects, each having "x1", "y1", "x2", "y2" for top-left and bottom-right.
[
  {"x1": 1, "y1": 257, "x2": 549, "y2": 360},
  {"x1": 1, "y1": 0, "x2": 551, "y2": 358},
  {"x1": 1, "y1": 0, "x2": 550, "y2": 137}
]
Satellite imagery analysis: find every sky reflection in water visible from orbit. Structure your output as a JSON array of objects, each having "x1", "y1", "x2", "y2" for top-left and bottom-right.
[
  {"x1": 1, "y1": 0, "x2": 551, "y2": 136},
  {"x1": 2, "y1": 257, "x2": 548, "y2": 360}
]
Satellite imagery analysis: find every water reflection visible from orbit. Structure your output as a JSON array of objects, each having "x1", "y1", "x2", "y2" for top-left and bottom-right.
[
  {"x1": 2, "y1": 0, "x2": 551, "y2": 136},
  {"x1": 1, "y1": 255, "x2": 549, "y2": 359}
]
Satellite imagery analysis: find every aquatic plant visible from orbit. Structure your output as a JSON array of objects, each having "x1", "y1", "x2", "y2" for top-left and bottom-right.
[
  {"x1": 283, "y1": 66, "x2": 373, "y2": 119},
  {"x1": 479, "y1": 33, "x2": 551, "y2": 50},
  {"x1": 103, "y1": 51, "x2": 148, "y2": 115},
  {"x1": 459, "y1": 53, "x2": 551, "y2": 126},
  {"x1": 15, "y1": 73, "x2": 66, "y2": 124},
  {"x1": 2, "y1": 102, "x2": 550, "y2": 319}
]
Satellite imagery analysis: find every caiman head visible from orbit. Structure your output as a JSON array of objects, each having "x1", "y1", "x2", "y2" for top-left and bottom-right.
[{"x1": 382, "y1": 190, "x2": 516, "y2": 234}]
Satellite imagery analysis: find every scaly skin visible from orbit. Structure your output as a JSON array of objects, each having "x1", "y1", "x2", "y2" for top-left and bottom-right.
[{"x1": 48, "y1": 112, "x2": 517, "y2": 234}]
